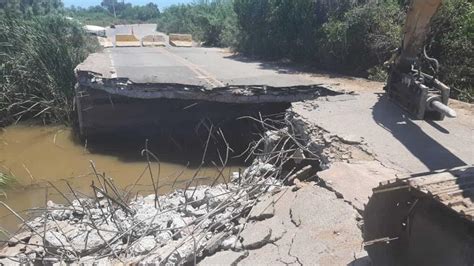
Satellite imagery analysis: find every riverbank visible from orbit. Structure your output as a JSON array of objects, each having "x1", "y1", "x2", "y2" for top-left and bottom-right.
[
  {"x1": 2, "y1": 89, "x2": 472, "y2": 264},
  {"x1": 0, "y1": 124, "x2": 243, "y2": 234},
  {"x1": 0, "y1": 111, "x2": 372, "y2": 265}
]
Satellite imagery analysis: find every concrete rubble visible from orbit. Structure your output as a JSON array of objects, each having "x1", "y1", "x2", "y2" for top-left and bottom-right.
[
  {"x1": 317, "y1": 161, "x2": 398, "y2": 212},
  {"x1": 0, "y1": 177, "x2": 280, "y2": 265},
  {"x1": 236, "y1": 185, "x2": 368, "y2": 266},
  {"x1": 0, "y1": 113, "x2": 378, "y2": 265}
]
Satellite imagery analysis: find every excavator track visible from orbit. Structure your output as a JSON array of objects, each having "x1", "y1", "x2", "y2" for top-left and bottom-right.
[{"x1": 363, "y1": 166, "x2": 474, "y2": 265}]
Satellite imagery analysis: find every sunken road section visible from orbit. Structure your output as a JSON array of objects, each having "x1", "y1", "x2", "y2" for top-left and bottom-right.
[{"x1": 74, "y1": 50, "x2": 340, "y2": 138}]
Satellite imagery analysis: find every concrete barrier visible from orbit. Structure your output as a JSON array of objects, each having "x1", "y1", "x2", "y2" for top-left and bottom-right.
[
  {"x1": 169, "y1": 34, "x2": 193, "y2": 47},
  {"x1": 116, "y1": 34, "x2": 139, "y2": 42},
  {"x1": 97, "y1": 37, "x2": 114, "y2": 48},
  {"x1": 115, "y1": 34, "x2": 141, "y2": 47},
  {"x1": 142, "y1": 35, "x2": 166, "y2": 47}
]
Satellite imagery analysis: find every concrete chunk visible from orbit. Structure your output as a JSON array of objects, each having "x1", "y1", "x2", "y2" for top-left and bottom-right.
[
  {"x1": 0, "y1": 243, "x2": 26, "y2": 258},
  {"x1": 317, "y1": 161, "x2": 397, "y2": 211},
  {"x1": 240, "y1": 222, "x2": 272, "y2": 250},
  {"x1": 221, "y1": 235, "x2": 238, "y2": 250},
  {"x1": 131, "y1": 235, "x2": 156, "y2": 255},
  {"x1": 249, "y1": 194, "x2": 275, "y2": 221},
  {"x1": 199, "y1": 251, "x2": 246, "y2": 265}
]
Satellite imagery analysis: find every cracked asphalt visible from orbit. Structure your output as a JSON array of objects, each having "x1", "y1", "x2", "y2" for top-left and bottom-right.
[
  {"x1": 201, "y1": 185, "x2": 368, "y2": 266},
  {"x1": 87, "y1": 24, "x2": 473, "y2": 265},
  {"x1": 293, "y1": 93, "x2": 473, "y2": 174}
]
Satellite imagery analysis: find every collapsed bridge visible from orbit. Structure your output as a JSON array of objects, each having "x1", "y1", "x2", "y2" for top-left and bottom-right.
[{"x1": 75, "y1": 48, "x2": 339, "y2": 140}]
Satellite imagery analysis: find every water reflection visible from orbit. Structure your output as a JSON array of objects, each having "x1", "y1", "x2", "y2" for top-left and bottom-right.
[{"x1": 0, "y1": 124, "x2": 244, "y2": 234}]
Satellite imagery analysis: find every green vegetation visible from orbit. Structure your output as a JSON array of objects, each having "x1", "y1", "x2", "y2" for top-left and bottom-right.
[
  {"x1": 157, "y1": 0, "x2": 238, "y2": 47},
  {"x1": 157, "y1": 0, "x2": 472, "y2": 102},
  {"x1": 317, "y1": 1, "x2": 403, "y2": 75},
  {"x1": 0, "y1": 0, "x2": 63, "y2": 17},
  {"x1": 0, "y1": 0, "x2": 472, "y2": 128},
  {"x1": 66, "y1": 1, "x2": 160, "y2": 27},
  {"x1": 66, "y1": 6, "x2": 118, "y2": 26},
  {"x1": 429, "y1": 0, "x2": 473, "y2": 102},
  {"x1": 1, "y1": 2, "x2": 99, "y2": 126},
  {"x1": 0, "y1": 0, "x2": 162, "y2": 127}
]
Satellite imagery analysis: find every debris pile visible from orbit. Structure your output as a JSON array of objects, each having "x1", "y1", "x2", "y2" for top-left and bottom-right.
[
  {"x1": 0, "y1": 177, "x2": 281, "y2": 264},
  {"x1": 0, "y1": 115, "x2": 343, "y2": 264}
]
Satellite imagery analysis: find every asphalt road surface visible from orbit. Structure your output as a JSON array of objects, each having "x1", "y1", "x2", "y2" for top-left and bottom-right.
[
  {"x1": 105, "y1": 46, "x2": 317, "y2": 87},
  {"x1": 96, "y1": 24, "x2": 316, "y2": 87},
  {"x1": 78, "y1": 24, "x2": 473, "y2": 174}
]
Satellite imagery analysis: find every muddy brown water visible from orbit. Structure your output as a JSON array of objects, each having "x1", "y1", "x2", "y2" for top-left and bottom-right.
[{"x1": 0, "y1": 124, "x2": 242, "y2": 235}]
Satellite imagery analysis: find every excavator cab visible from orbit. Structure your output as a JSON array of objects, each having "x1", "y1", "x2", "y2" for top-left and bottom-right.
[{"x1": 385, "y1": 0, "x2": 456, "y2": 120}]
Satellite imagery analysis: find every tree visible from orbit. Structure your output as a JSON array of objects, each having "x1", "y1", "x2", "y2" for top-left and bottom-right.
[
  {"x1": 119, "y1": 2, "x2": 159, "y2": 21},
  {"x1": 101, "y1": 0, "x2": 119, "y2": 17},
  {"x1": 156, "y1": 0, "x2": 236, "y2": 47},
  {"x1": 1, "y1": 0, "x2": 63, "y2": 16},
  {"x1": 2, "y1": 0, "x2": 22, "y2": 16}
]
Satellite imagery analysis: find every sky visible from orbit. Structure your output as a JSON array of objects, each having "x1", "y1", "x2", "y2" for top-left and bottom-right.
[{"x1": 63, "y1": 0, "x2": 194, "y2": 9}]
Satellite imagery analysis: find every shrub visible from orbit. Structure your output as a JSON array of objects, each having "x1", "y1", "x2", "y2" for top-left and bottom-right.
[
  {"x1": 429, "y1": 0, "x2": 473, "y2": 102},
  {"x1": 368, "y1": 65, "x2": 389, "y2": 82},
  {"x1": 0, "y1": 15, "x2": 98, "y2": 126},
  {"x1": 320, "y1": 0, "x2": 402, "y2": 74},
  {"x1": 156, "y1": 1, "x2": 238, "y2": 47},
  {"x1": 232, "y1": 0, "x2": 471, "y2": 101}
]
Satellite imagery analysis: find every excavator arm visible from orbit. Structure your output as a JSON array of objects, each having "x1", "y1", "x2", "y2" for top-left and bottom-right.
[
  {"x1": 363, "y1": 2, "x2": 474, "y2": 265},
  {"x1": 385, "y1": 0, "x2": 456, "y2": 120}
]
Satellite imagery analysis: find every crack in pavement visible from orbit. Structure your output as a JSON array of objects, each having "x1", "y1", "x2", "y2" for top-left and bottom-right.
[
  {"x1": 289, "y1": 195, "x2": 302, "y2": 227},
  {"x1": 241, "y1": 225, "x2": 288, "y2": 251},
  {"x1": 275, "y1": 241, "x2": 300, "y2": 266},
  {"x1": 288, "y1": 233, "x2": 303, "y2": 266},
  {"x1": 231, "y1": 250, "x2": 249, "y2": 266},
  {"x1": 289, "y1": 208, "x2": 301, "y2": 227}
]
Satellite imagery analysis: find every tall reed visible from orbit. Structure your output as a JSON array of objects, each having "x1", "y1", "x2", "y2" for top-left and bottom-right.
[{"x1": 0, "y1": 15, "x2": 98, "y2": 126}]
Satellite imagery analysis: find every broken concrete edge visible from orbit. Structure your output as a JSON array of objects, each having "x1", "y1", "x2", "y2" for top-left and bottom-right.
[
  {"x1": 213, "y1": 183, "x2": 369, "y2": 266},
  {"x1": 287, "y1": 110, "x2": 374, "y2": 169},
  {"x1": 0, "y1": 175, "x2": 283, "y2": 265},
  {"x1": 74, "y1": 70, "x2": 342, "y2": 104},
  {"x1": 0, "y1": 109, "x2": 375, "y2": 265},
  {"x1": 199, "y1": 250, "x2": 249, "y2": 265},
  {"x1": 287, "y1": 110, "x2": 399, "y2": 214}
]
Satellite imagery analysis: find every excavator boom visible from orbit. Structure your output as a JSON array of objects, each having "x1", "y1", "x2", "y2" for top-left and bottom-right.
[
  {"x1": 385, "y1": 0, "x2": 456, "y2": 120},
  {"x1": 363, "y1": 1, "x2": 474, "y2": 264},
  {"x1": 397, "y1": 0, "x2": 442, "y2": 69}
]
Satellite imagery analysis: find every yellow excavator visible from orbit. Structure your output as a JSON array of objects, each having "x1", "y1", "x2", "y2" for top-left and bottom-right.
[
  {"x1": 363, "y1": 0, "x2": 473, "y2": 265},
  {"x1": 385, "y1": 0, "x2": 456, "y2": 120}
]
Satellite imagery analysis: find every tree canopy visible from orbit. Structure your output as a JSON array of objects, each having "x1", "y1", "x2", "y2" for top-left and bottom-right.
[
  {"x1": 1, "y1": 0, "x2": 471, "y2": 101},
  {"x1": 156, "y1": 0, "x2": 472, "y2": 101},
  {"x1": 0, "y1": 0, "x2": 63, "y2": 17}
]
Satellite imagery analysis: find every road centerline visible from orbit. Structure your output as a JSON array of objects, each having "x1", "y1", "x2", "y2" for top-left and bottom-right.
[{"x1": 157, "y1": 47, "x2": 225, "y2": 88}]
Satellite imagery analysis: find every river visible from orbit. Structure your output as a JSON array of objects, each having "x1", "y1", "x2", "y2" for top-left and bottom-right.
[{"x1": 0, "y1": 124, "x2": 242, "y2": 234}]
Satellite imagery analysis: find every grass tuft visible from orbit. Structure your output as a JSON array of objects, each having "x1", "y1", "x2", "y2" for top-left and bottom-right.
[{"x1": 0, "y1": 15, "x2": 99, "y2": 126}]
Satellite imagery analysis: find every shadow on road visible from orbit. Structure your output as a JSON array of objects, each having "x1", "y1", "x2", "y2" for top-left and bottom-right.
[
  {"x1": 347, "y1": 255, "x2": 371, "y2": 266},
  {"x1": 224, "y1": 53, "x2": 357, "y2": 80},
  {"x1": 372, "y1": 93, "x2": 466, "y2": 170}
]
